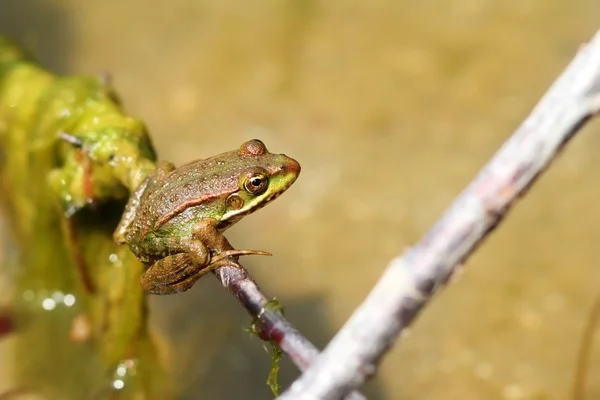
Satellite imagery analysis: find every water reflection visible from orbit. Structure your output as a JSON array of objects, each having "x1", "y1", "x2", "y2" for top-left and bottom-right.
[
  {"x1": 21, "y1": 290, "x2": 77, "y2": 311},
  {"x1": 111, "y1": 359, "x2": 138, "y2": 393}
]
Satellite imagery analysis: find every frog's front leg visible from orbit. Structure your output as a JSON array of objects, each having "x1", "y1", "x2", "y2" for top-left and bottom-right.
[{"x1": 191, "y1": 218, "x2": 271, "y2": 260}]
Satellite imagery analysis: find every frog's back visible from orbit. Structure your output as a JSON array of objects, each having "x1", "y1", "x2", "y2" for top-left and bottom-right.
[{"x1": 139, "y1": 157, "x2": 241, "y2": 232}]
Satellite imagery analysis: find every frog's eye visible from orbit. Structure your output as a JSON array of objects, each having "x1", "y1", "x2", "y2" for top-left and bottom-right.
[{"x1": 244, "y1": 173, "x2": 269, "y2": 195}]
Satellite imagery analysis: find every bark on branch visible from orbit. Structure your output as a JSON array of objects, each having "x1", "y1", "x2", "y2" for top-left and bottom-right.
[{"x1": 213, "y1": 263, "x2": 366, "y2": 400}]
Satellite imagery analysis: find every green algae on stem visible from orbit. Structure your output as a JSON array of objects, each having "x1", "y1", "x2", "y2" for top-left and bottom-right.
[
  {"x1": 0, "y1": 35, "x2": 170, "y2": 399},
  {"x1": 247, "y1": 298, "x2": 285, "y2": 396}
]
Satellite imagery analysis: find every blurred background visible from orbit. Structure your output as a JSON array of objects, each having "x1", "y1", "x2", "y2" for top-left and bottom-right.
[{"x1": 1, "y1": 0, "x2": 600, "y2": 399}]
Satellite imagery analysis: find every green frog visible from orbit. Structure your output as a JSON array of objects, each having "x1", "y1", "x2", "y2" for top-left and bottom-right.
[{"x1": 114, "y1": 139, "x2": 301, "y2": 294}]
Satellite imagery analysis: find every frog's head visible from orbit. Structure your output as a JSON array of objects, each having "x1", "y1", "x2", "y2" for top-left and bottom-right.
[{"x1": 220, "y1": 139, "x2": 300, "y2": 228}]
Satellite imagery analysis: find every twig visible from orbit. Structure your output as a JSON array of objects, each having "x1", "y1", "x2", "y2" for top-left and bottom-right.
[
  {"x1": 213, "y1": 264, "x2": 318, "y2": 369},
  {"x1": 572, "y1": 292, "x2": 600, "y2": 400},
  {"x1": 279, "y1": 30, "x2": 600, "y2": 400},
  {"x1": 213, "y1": 262, "x2": 366, "y2": 400}
]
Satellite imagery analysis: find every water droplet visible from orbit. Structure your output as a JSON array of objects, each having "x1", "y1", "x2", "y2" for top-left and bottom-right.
[
  {"x1": 109, "y1": 359, "x2": 138, "y2": 392},
  {"x1": 64, "y1": 294, "x2": 76, "y2": 307},
  {"x1": 41, "y1": 298, "x2": 56, "y2": 311},
  {"x1": 116, "y1": 365, "x2": 127, "y2": 377}
]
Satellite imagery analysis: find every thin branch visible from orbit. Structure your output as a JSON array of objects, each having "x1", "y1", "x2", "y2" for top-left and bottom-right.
[
  {"x1": 572, "y1": 292, "x2": 600, "y2": 400},
  {"x1": 279, "y1": 30, "x2": 600, "y2": 400},
  {"x1": 213, "y1": 262, "x2": 366, "y2": 400},
  {"x1": 213, "y1": 264, "x2": 317, "y2": 369}
]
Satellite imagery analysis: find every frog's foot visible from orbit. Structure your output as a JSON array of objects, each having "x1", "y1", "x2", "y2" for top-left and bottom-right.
[{"x1": 210, "y1": 249, "x2": 272, "y2": 264}]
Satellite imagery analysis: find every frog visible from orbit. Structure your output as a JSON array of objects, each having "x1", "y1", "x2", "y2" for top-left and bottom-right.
[{"x1": 113, "y1": 139, "x2": 301, "y2": 295}]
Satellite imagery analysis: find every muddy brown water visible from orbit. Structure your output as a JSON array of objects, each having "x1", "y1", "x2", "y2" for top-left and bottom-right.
[{"x1": 1, "y1": 1, "x2": 600, "y2": 399}]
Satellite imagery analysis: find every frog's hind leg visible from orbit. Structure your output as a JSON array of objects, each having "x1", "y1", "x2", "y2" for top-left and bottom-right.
[
  {"x1": 141, "y1": 253, "x2": 203, "y2": 294},
  {"x1": 144, "y1": 251, "x2": 268, "y2": 295},
  {"x1": 139, "y1": 236, "x2": 210, "y2": 294},
  {"x1": 141, "y1": 250, "x2": 271, "y2": 294},
  {"x1": 141, "y1": 251, "x2": 227, "y2": 295}
]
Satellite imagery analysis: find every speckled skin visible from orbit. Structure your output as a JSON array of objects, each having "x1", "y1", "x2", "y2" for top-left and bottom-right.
[{"x1": 114, "y1": 140, "x2": 300, "y2": 294}]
